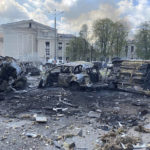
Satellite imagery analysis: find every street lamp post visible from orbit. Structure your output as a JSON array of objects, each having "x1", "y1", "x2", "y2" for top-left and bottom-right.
[
  {"x1": 49, "y1": 9, "x2": 64, "y2": 61},
  {"x1": 54, "y1": 9, "x2": 57, "y2": 60}
]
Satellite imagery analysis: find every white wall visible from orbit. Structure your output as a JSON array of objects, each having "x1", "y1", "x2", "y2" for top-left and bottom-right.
[
  {"x1": 0, "y1": 40, "x2": 3, "y2": 56},
  {"x1": 1, "y1": 21, "x2": 72, "y2": 63},
  {"x1": 3, "y1": 29, "x2": 37, "y2": 61},
  {"x1": 37, "y1": 38, "x2": 55, "y2": 63},
  {"x1": 37, "y1": 30, "x2": 55, "y2": 63},
  {"x1": 3, "y1": 31, "x2": 18, "y2": 58}
]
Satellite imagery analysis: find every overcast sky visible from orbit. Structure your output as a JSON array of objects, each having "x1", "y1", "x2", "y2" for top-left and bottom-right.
[{"x1": 0, "y1": 0, "x2": 150, "y2": 36}]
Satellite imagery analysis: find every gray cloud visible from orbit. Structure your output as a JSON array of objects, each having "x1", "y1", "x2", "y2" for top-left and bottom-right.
[
  {"x1": 0, "y1": 0, "x2": 29, "y2": 23},
  {"x1": 61, "y1": 3, "x2": 122, "y2": 34},
  {"x1": 0, "y1": 0, "x2": 149, "y2": 38}
]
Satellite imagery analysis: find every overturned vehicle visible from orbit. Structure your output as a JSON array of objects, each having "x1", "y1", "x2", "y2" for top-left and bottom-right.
[
  {"x1": 107, "y1": 58, "x2": 150, "y2": 95},
  {"x1": 39, "y1": 61, "x2": 101, "y2": 90}
]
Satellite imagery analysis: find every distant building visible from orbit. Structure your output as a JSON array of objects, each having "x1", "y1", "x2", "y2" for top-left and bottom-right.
[
  {"x1": 0, "y1": 20, "x2": 74, "y2": 63},
  {"x1": 126, "y1": 40, "x2": 137, "y2": 59},
  {"x1": 57, "y1": 34, "x2": 74, "y2": 62}
]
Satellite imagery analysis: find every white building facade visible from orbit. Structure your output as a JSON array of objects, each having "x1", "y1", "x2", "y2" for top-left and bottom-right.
[
  {"x1": 126, "y1": 40, "x2": 137, "y2": 59},
  {"x1": 57, "y1": 34, "x2": 74, "y2": 62},
  {"x1": 0, "y1": 20, "x2": 74, "y2": 63}
]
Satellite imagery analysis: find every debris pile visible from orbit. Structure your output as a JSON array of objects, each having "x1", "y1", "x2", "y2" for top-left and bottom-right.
[
  {"x1": 100, "y1": 129, "x2": 141, "y2": 150},
  {"x1": 0, "y1": 56, "x2": 27, "y2": 92},
  {"x1": 100, "y1": 111, "x2": 140, "y2": 127},
  {"x1": 135, "y1": 125, "x2": 150, "y2": 133}
]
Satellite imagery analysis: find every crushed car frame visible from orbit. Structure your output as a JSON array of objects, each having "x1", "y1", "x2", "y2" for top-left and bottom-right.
[{"x1": 39, "y1": 61, "x2": 101, "y2": 90}]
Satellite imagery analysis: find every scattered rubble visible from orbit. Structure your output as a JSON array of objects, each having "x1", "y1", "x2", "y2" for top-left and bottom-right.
[
  {"x1": 34, "y1": 115, "x2": 47, "y2": 123},
  {"x1": 100, "y1": 129, "x2": 141, "y2": 150},
  {"x1": 87, "y1": 111, "x2": 101, "y2": 118},
  {"x1": 135, "y1": 125, "x2": 150, "y2": 133},
  {"x1": 26, "y1": 133, "x2": 38, "y2": 138}
]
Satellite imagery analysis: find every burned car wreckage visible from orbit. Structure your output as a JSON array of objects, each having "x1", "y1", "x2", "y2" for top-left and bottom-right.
[
  {"x1": 39, "y1": 61, "x2": 101, "y2": 89},
  {"x1": 107, "y1": 58, "x2": 150, "y2": 95},
  {"x1": 39, "y1": 59, "x2": 150, "y2": 95},
  {"x1": 0, "y1": 56, "x2": 27, "y2": 92},
  {"x1": 2, "y1": 55, "x2": 150, "y2": 96}
]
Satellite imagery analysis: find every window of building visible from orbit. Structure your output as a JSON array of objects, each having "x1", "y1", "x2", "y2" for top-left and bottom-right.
[
  {"x1": 58, "y1": 57, "x2": 62, "y2": 60},
  {"x1": 43, "y1": 32, "x2": 48, "y2": 37},
  {"x1": 125, "y1": 46, "x2": 128, "y2": 57},
  {"x1": 66, "y1": 57, "x2": 69, "y2": 61},
  {"x1": 59, "y1": 46, "x2": 62, "y2": 50},
  {"x1": 29, "y1": 22, "x2": 32, "y2": 28},
  {"x1": 66, "y1": 43, "x2": 70, "y2": 49},
  {"x1": 131, "y1": 46, "x2": 134, "y2": 53},
  {"x1": 58, "y1": 42, "x2": 62, "y2": 50},
  {"x1": 45, "y1": 42, "x2": 50, "y2": 57}
]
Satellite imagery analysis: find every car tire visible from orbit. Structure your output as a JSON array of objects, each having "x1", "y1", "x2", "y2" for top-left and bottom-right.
[
  {"x1": 38, "y1": 79, "x2": 43, "y2": 88},
  {"x1": 109, "y1": 82, "x2": 118, "y2": 89},
  {"x1": 70, "y1": 82, "x2": 80, "y2": 91}
]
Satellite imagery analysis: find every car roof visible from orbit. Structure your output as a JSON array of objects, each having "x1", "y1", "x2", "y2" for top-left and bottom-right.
[{"x1": 62, "y1": 61, "x2": 94, "y2": 69}]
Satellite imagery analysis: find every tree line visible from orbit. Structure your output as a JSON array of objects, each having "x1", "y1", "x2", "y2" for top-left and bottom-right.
[{"x1": 66, "y1": 18, "x2": 150, "y2": 61}]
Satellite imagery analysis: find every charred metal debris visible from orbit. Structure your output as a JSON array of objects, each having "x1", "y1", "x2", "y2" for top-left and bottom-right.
[
  {"x1": 0, "y1": 56, "x2": 27, "y2": 92},
  {"x1": 38, "y1": 61, "x2": 101, "y2": 90},
  {"x1": 2, "y1": 56, "x2": 150, "y2": 96}
]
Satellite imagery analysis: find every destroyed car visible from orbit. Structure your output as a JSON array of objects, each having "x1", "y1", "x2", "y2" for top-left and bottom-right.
[
  {"x1": 39, "y1": 61, "x2": 101, "y2": 90},
  {"x1": 21, "y1": 62, "x2": 41, "y2": 76},
  {"x1": 0, "y1": 56, "x2": 27, "y2": 92},
  {"x1": 107, "y1": 58, "x2": 150, "y2": 95}
]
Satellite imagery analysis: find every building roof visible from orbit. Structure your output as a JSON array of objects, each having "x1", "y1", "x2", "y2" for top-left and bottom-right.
[
  {"x1": 58, "y1": 33, "x2": 75, "y2": 38},
  {"x1": 1, "y1": 19, "x2": 55, "y2": 31},
  {"x1": 63, "y1": 61, "x2": 93, "y2": 68},
  {"x1": 0, "y1": 20, "x2": 75, "y2": 38},
  {"x1": 127, "y1": 40, "x2": 135, "y2": 44}
]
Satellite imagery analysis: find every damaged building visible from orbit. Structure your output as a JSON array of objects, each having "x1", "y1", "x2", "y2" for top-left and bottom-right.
[{"x1": 0, "y1": 20, "x2": 74, "y2": 63}]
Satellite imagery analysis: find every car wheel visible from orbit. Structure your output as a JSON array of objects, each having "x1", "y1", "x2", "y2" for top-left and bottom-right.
[
  {"x1": 38, "y1": 79, "x2": 43, "y2": 88},
  {"x1": 70, "y1": 82, "x2": 80, "y2": 91},
  {"x1": 109, "y1": 82, "x2": 117, "y2": 89}
]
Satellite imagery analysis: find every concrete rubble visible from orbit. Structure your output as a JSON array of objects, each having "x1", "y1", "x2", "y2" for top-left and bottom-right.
[{"x1": 34, "y1": 115, "x2": 47, "y2": 123}]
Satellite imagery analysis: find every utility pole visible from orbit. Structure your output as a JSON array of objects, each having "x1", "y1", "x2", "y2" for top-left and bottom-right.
[
  {"x1": 54, "y1": 9, "x2": 57, "y2": 60},
  {"x1": 90, "y1": 44, "x2": 93, "y2": 62},
  {"x1": 49, "y1": 9, "x2": 64, "y2": 61}
]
